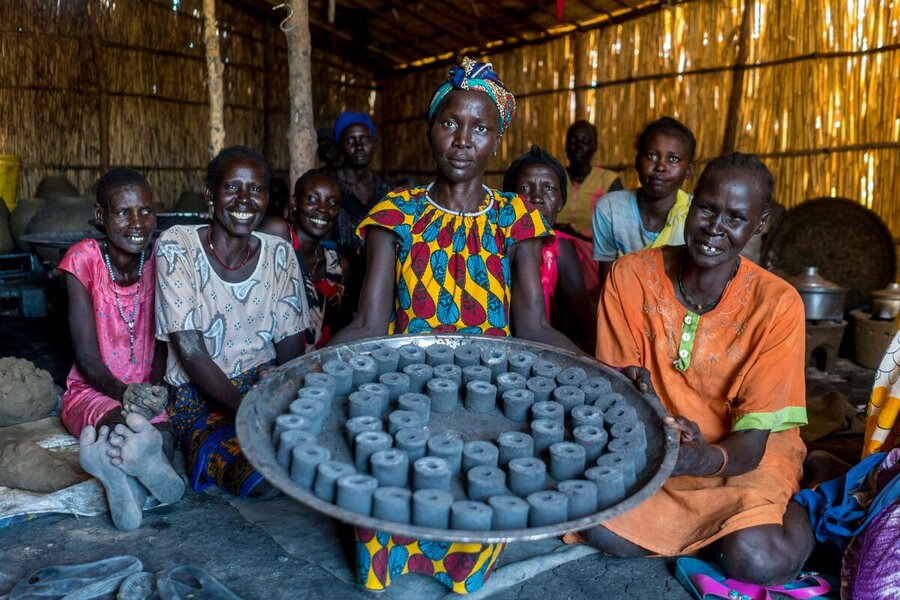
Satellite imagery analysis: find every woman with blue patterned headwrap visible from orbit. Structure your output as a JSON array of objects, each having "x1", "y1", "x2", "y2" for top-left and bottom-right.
[{"x1": 328, "y1": 57, "x2": 582, "y2": 593}]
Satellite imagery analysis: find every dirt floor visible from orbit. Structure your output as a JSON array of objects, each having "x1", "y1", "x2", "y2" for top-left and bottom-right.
[{"x1": 0, "y1": 313, "x2": 872, "y2": 599}]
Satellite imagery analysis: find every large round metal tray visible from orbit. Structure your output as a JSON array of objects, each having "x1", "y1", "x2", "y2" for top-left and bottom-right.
[{"x1": 236, "y1": 334, "x2": 678, "y2": 543}]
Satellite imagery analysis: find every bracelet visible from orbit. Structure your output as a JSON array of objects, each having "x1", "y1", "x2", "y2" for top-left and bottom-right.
[{"x1": 710, "y1": 444, "x2": 729, "y2": 477}]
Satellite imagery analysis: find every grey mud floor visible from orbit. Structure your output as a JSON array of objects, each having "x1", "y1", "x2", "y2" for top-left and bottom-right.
[{"x1": 0, "y1": 315, "x2": 873, "y2": 599}]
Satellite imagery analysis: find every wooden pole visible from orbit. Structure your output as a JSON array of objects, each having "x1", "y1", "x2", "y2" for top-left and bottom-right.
[
  {"x1": 721, "y1": 0, "x2": 754, "y2": 153},
  {"x1": 284, "y1": 0, "x2": 316, "y2": 185},
  {"x1": 203, "y1": 0, "x2": 225, "y2": 159}
]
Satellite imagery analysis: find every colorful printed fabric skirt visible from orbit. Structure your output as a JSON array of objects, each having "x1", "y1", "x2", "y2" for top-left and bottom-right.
[
  {"x1": 167, "y1": 366, "x2": 265, "y2": 498},
  {"x1": 355, "y1": 528, "x2": 505, "y2": 593}
]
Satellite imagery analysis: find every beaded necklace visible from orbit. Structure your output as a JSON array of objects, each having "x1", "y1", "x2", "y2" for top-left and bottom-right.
[
  {"x1": 103, "y1": 244, "x2": 145, "y2": 365},
  {"x1": 678, "y1": 255, "x2": 740, "y2": 313},
  {"x1": 206, "y1": 225, "x2": 252, "y2": 271}
]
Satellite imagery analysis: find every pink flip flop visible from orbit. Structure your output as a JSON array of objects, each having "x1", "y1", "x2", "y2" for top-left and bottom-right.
[
  {"x1": 675, "y1": 557, "x2": 771, "y2": 600},
  {"x1": 761, "y1": 572, "x2": 832, "y2": 599}
]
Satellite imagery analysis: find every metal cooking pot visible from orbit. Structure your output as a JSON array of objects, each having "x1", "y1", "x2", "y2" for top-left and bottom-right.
[
  {"x1": 786, "y1": 267, "x2": 848, "y2": 321},
  {"x1": 870, "y1": 282, "x2": 900, "y2": 321}
]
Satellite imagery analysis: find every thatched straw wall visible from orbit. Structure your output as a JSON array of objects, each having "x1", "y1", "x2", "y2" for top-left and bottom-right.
[
  {"x1": 0, "y1": 0, "x2": 378, "y2": 209},
  {"x1": 379, "y1": 0, "x2": 900, "y2": 239}
]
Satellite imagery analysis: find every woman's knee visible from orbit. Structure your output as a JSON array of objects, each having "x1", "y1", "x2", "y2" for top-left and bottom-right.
[{"x1": 716, "y1": 527, "x2": 805, "y2": 585}]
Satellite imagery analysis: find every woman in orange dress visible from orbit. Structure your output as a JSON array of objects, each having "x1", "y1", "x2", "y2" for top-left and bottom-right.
[{"x1": 571, "y1": 153, "x2": 815, "y2": 586}]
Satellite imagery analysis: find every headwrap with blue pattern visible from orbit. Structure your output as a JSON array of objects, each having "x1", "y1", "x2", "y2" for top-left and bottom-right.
[{"x1": 427, "y1": 57, "x2": 516, "y2": 135}]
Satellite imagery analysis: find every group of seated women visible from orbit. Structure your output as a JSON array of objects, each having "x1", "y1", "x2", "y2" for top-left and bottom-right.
[{"x1": 57, "y1": 56, "x2": 892, "y2": 596}]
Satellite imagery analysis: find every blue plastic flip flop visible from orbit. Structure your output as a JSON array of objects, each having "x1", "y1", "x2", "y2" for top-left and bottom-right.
[
  {"x1": 675, "y1": 557, "x2": 771, "y2": 600},
  {"x1": 8, "y1": 555, "x2": 143, "y2": 600}
]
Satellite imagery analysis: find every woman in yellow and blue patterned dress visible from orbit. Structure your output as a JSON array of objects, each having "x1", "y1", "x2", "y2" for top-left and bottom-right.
[{"x1": 328, "y1": 58, "x2": 582, "y2": 593}]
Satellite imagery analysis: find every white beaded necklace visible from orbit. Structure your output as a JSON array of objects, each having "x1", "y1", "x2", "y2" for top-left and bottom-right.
[{"x1": 103, "y1": 244, "x2": 145, "y2": 365}]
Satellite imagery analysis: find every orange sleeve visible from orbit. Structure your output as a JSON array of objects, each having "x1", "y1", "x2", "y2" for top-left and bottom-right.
[{"x1": 595, "y1": 258, "x2": 642, "y2": 369}]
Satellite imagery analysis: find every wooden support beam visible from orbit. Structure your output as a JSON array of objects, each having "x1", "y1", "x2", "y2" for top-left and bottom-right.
[
  {"x1": 283, "y1": 0, "x2": 318, "y2": 184},
  {"x1": 203, "y1": 0, "x2": 226, "y2": 159},
  {"x1": 721, "y1": 0, "x2": 753, "y2": 153}
]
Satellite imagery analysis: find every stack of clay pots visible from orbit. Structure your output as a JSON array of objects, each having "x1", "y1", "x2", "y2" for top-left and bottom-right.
[{"x1": 11, "y1": 176, "x2": 94, "y2": 260}]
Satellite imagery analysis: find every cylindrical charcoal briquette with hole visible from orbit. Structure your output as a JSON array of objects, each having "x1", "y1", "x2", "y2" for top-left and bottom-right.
[
  {"x1": 462, "y1": 440, "x2": 499, "y2": 471},
  {"x1": 379, "y1": 372, "x2": 410, "y2": 407},
  {"x1": 532, "y1": 360, "x2": 561, "y2": 380},
  {"x1": 596, "y1": 452, "x2": 636, "y2": 490},
  {"x1": 290, "y1": 444, "x2": 331, "y2": 488},
  {"x1": 370, "y1": 346, "x2": 400, "y2": 375},
  {"x1": 273, "y1": 413, "x2": 310, "y2": 444},
  {"x1": 313, "y1": 461, "x2": 356, "y2": 503},
  {"x1": 358, "y1": 382, "x2": 390, "y2": 415},
  {"x1": 412, "y1": 488, "x2": 454, "y2": 528},
  {"x1": 403, "y1": 363, "x2": 434, "y2": 394},
  {"x1": 496, "y1": 372, "x2": 527, "y2": 396},
  {"x1": 594, "y1": 392, "x2": 624, "y2": 412},
  {"x1": 497, "y1": 431, "x2": 534, "y2": 467},
  {"x1": 608, "y1": 435, "x2": 647, "y2": 473},
  {"x1": 370, "y1": 448, "x2": 410, "y2": 487},
  {"x1": 394, "y1": 427, "x2": 429, "y2": 461},
  {"x1": 507, "y1": 457, "x2": 547, "y2": 497},
  {"x1": 346, "y1": 416, "x2": 382, "y2": 448},
  {"x1": 501, "y1": 388, "x2": 535, "y2": 422},
  {"x1": 604, "y1": 402, "x2": 638, "y2": 427},
  {"x1": 425, "y1": 344, "x2": 455, "y2": 366},
  {"x1": 480, "y1": 347, "x2": 508, "y2": 381},
  {"x1": 277, "y1": 429, "x2": 316, "y2": 469},
  {"x1": 303, "y1": 372, "x2": 336, "y2": 404},
  {"x1": 426, "y1": 377, "x2": 459, "y2": 413},
  {"x1": 323, "y1": 359, "x2": 353, "y2": 397},
  {"x1": 465, "y1": 380, "x2": 497, "y2": 414},
  {"x1": 462, "y1": 365, "x2": 492, "y2": 387},
  {"x1": 556, "y1": 366, "x2": 588, "y2": 387},
  {"x1": 412, "y1": 456, "x2": 452, "y2": 491},
  {"x1": 426, "y1": 433, "x2": 464, "y2": 473},
  {"x1": 549, "y1": 442, "x2": 587, "y2": 482},
  {"x1": 397, "y1": 344, "x2": 426, "y2": 369},
  {"x1": 288, "y1": 397, "x2": 326, "y2": 434},
  {"x1": 432, "y1": 363, "x2": 462, "y2": 387},
  {"x1": 387, "y1": 409, "x2": 423, "y2": 436},
  {"x1": 552, "y1": 385, "x2": 585, "y2": 413},
  {"x1": 610, "y1": 420, "x2": 645, "y2": 441},
  {"x1": 580, "y1": 376, "x2": 612, "y2": 403},
  {"x1": 336, "y1": 473, "x2": 378, "y2": 515},
  {"x1": 531, "y1": 419, "x2": 565, "y2": 458},
  {"x1": 572, "y1": 425, "x2": 608, "y2": 463},
  {"x1": 451, "y1": 500, "x2": 493, "y2": 531},
  {"x1": 488, "y1": 495, "x2": 530, "y2": 529},
  {"x1": 354, "y1": 430, "x2": 393, "y2": 472},
  {"x1": 297, "y1": 385, "x2": 334, "y2": 414},
  {"x1": 527, "y1": 490, "x2": 568, "y2": 526},
  {"x1": 398, "y1": 392, "x2": 431, "y2": 424},
  {"x1": 532, "y1": 400, "x2": 564, "y2": 424},
  {"x1": 507, "y1": 351, "x2": 536, "y2": 377},
  {"x1": 526, "y1": 376, "x2": 556, "y2": 403},
  {"x1": 373, "y1": 487, "x2": 412, "y2": 523},
  {"x1": 349, "y1": 355, "x2": 378, "y2": 386},
  {"x1": 466, "y1": 465, "x2": 506, "y2": 502},
  {"x1": 347, "y1": 390, "x2": 382, "y2": 419},
  {"x1": 571, "y1": 405, "x2": 604, "y2": 429},
  {"x1": 454, "y1": 344, "x2": 481, "y2": 367},
  {"x1": 557, "y1": 479, "x2": 598, "y2": 519},
  {"x1": 584, "y1": 466, "x2": 626, "y2": 508}
]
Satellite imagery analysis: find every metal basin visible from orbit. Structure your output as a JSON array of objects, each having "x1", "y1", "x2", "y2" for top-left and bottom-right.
[{"x1": 236, "y1": 334, "x2": 678, "y2": 543}]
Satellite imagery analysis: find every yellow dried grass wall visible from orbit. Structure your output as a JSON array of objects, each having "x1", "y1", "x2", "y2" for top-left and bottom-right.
[
  {"x1": 379, "y1": 0, "x2": 900, "y2": 241},
  {"x1": 0, "y1": 0, "x2": 377, "y2": 209}
]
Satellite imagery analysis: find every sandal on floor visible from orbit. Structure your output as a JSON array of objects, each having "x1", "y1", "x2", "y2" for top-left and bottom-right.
[
  {"x1": 675, "y1": 557, "x2": 771, "y2": 600},
  {"x1": 764, "y1": 572, "x2": 832, "y2": 599},
  {"x1": 116, "y1": 571, "x2": 157, "y2": 600},
  {"x1": 156, "y1": 565, "x2": 241, "y2": 600},
  {"x1": 8, "y1": 555, "x2": 143, "y2": 600}
]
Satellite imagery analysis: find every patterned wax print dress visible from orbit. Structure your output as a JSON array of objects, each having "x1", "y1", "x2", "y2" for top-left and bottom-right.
[
  {"x1": 352, "y1": 185, "x2": 552, "y2": 593},
  {"x1": 155, "y1": 225, "x2": 308, "y2": 497}
]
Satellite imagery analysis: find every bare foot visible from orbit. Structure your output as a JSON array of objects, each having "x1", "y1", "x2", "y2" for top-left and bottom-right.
[
  {"x1": 107, "y1": 413, "x2": 185, "y2": 505},
  {"x1": 79, "y1": 425, "x2": 143, "y2": 531}
]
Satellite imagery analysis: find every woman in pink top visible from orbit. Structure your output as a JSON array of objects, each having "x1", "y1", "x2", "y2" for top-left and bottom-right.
[
  {"x1": 59, "y1": 168, "x2": 183, "y2": 531},
  {"x1": 503, "y1": 145, "x2": 596, "y2": 352}
]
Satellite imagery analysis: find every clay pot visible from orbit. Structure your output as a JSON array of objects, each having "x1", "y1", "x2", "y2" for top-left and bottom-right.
[
  {"x1": 26, "y1": 195, "x2": 96, "y2": 261},
  {"x1": 0, "y1": 201, "x2": 14, "y2": 254},
  {"x1": 35, "y1": 176, "x2": 78, "y2": 200},
  {"x1": 10, "y1": 197, "x2": 47, "y2": 251}
]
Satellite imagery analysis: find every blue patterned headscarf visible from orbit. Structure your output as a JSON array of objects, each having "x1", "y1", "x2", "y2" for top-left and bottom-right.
[{"x1": 427, "y1": 57, "x2": 517, "y2": 135}]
